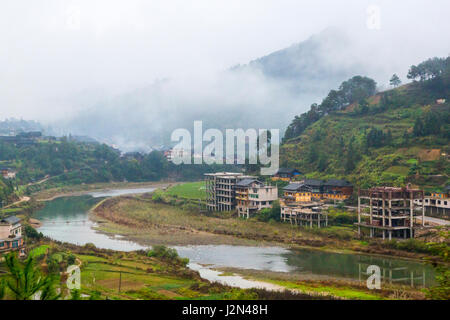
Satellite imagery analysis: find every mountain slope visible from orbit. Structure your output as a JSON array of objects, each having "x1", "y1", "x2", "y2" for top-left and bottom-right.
[
  {"x1": 280, "y1": 64, "x2": 450, "y2": 190},
  {"x1": 61, "y1": 28, "x2": 391, "y2": 150}
]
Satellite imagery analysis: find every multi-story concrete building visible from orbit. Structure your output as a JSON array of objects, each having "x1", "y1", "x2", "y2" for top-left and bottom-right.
[
  {"x1": 205, "y1": 172, "x2": 244, "y2": 211},
  {"x1": 356, "y1": 187, "x2": 425, "y2": 240},
  {"x1": 0, "y1": 216, "x2": 25, "y2": 257},
  {"x1": 235, "y1": 178, "x2": 278, "y2": 218}
]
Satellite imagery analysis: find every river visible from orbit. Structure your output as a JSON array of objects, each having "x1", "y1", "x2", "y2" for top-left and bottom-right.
[{"x1": 35, "y1": 187, "x2": 436, "y2": 289}]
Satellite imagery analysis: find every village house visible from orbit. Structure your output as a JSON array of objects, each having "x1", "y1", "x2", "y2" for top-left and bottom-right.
[
  {"x1": 413, "y1": 186, "x2": 450, "y2": 219},
  {"x1": 0, "y1": 216, "x2": 25, "y2": 257},
  {"x1": 286, "y1": 178, "x2": 354, "y2": 201},
  {"x1": 280, "y1": 182, "x2": 328, "y2": 228},
  {"x1": 235, "y1": 178, "x2": 278, "y2": 218},
  {"x1": 271, "y1": 168, "x2": 301, "y2": 182},
  {"x1": 322, "y1": 179, "x2": 353, "y2": 201},
  {"x1": 356, "y1": 186, "x2": 425, "y2": 240},
  {"x1": 0, "y1": 167, "x2": 16, "y2": 179}
]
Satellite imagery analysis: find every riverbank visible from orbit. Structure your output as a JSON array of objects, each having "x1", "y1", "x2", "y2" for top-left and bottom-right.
[
  {"x1": 30, "y1": 186, "x2": 442, "y2": 300},
  {"x1": 32, "y1": 181, "x2": 178, "y2": 201},
  {"x1": 91, "y1": 193, "x2": 445, "y2": 262},
  {"x1": 213, "y1": 267, "x2": 426, "y2": 300},
  {"x1": 88, "y1": 195, "x2": 436, "y2": 299}
]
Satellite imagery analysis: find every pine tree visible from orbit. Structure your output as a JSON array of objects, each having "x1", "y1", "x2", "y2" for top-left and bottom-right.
[{"x1": 390, "y1": 74, "x2": 401, "y2": 87}]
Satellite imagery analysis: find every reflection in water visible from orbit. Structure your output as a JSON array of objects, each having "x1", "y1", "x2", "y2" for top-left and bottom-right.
[
  {"x1": 36, "y1": 189, "x2": 436, "y2": 288},
  {"x1": 36, "y1": 189, "x2": 155, "y2": 251},
  {"x1": 175, "y1": 245, "x2": 436, "y2": 288},
  {"x1": 188, "y1": 263, "x2": 284, "y2": 290},
  {"x1": 88, "y1": 188, "x2": 156, "y2": 198}
]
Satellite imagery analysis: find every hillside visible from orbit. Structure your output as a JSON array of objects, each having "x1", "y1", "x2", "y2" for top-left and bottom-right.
[{"x1": 280, "y1": 57, "x2": 450, "y2": 190}]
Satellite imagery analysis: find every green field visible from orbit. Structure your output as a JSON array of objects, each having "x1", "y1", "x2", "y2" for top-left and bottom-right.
[{"x1": 166, "y1": 181, "x2": 206, "y2": 200}]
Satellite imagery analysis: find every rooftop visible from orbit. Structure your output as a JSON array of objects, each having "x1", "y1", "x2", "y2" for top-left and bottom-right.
[
  {"x1": 0, "y1": 216, "x2": 21, "y2": 225},
  {"x1": 276, "y1": 168, "x2": 301, "y2": 175},
  {"x1": 235, "y1": 178, "x2": 261, "y2": 187},
  {"x1": 324, "y1": 179, "x2": 353, "y2": 187},
  {"x1": 204, "y1": 172, "x2": 243, "y2": 177},
  {"x1": 283, "y1": 183, "x2": 312, "y2": 192},
  {"x1": 302, "y1": 179, "x2": 324, "y2": 187}
]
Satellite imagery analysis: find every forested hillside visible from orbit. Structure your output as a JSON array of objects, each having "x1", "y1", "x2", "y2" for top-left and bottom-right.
[
  {"x1": 280, "y1": 57, "x2": 450, "y2": 190},
  {"x1": 0, "y1": 137, "x2": 236, "y2": 196}
]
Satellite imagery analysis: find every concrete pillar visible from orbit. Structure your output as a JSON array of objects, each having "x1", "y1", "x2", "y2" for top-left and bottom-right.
[
  {"x1": 422, "y1": 191, "x2": 425, "y2": 226},
  {"x1": 410, "y1": 191, "x2": 414, "y2": 238},
  {"x1": 357, "y1": 197, "x2": 361, "y2": 236}
]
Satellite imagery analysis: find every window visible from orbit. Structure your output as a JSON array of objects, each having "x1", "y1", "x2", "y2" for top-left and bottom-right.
[
  {"x1": 445, "y1": 201, "x2": 448, "y2": 206},
  {"x1": 0, "y1": 242, "x2": 4, "y2": 247}
]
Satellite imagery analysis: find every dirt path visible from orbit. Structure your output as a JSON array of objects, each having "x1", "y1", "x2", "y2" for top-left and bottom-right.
[{"x1": 2, "y1": 196, "x2": 30, "y2": 209}]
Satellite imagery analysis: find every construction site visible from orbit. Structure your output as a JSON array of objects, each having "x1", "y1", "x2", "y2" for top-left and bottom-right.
[
  {"x1": 281, "y1": 202, "x2": 328, "y2": 228},
  {"x1": 356, "y1": 186, "x2": 425, "y2": 239}
]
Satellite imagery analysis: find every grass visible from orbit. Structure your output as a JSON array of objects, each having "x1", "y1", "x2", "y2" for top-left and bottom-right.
[
  {"x1": 0, "y1": 240, "x2": 265, "y2": 300},
  {"x1": 166, "y1": 181, "x2": 206, "y2": 200},
  {"x1": 266, "y1": 279, "x2": 385, "y2": 300},
  {"x1": 28, "y1": 245, "x2": 50, "y2": 258}
]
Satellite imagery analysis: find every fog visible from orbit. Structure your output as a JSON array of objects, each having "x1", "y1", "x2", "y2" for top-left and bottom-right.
[{"x1": 1, "y1": 0, "x2": 449, "y2": 151}]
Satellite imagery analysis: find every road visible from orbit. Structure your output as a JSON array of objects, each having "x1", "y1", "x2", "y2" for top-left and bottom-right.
[
  {"x1": 421, "y1": 216, "x2": 450, "y2": 226},
  {"x1": 2, "y1": 196, "x2": 31, "y2": 209}
]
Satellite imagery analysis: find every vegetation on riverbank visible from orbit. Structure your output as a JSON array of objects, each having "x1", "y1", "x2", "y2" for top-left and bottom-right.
[{"x1": 216, "y1": 267, "x2": 426, "y2": 300}]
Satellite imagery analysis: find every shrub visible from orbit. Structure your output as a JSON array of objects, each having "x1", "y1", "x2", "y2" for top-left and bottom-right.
[
  {"x1": 24, "y1": 225, "x2": 43, "y2": 240},
  {"x1": 147, "y1": 245, "x2": 189, "y2": 266}
]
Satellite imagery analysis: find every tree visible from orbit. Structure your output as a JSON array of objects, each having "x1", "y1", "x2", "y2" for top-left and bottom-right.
[
  {"x1": 390, "y1": 74, "x2": 401, "y2": 87},
  {"x1": 407, "y1": 57, "x2": 449, "y2": 82},
  {"x1": 2, "y1": 253, "x2": 60, "y2": 300}
]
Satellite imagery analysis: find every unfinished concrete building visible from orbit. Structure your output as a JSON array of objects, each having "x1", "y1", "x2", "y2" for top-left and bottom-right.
[
  {"x1": 281, "y1": 204, "x2": 328, "y2": 228},
  {"x1": 205, "y1": 172, "x2": 244, "y2": 211},
  {"x1": 280, "y1": 183, "x2": 328, "y2": 228},
  {"x1": 356, "y1": 187, "x2": 425, "y2": 239}
]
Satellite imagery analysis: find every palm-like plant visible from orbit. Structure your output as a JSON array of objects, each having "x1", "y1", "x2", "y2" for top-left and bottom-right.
[
  {"x1": 0, "y1": 279, "x2": 5, "y2": 299},
  {"x1": 3, "y1": 252, "x2": 60, "y2": 300}
]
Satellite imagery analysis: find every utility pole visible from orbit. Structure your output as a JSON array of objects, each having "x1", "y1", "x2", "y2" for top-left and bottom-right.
[{"x1": 118, "y1": 271, "x2": 122, "y2": 293}]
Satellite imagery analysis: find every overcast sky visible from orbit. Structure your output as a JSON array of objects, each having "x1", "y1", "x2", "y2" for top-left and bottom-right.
[{"x1": 1, "y1": 0, "x2": 449, "y2": 121}]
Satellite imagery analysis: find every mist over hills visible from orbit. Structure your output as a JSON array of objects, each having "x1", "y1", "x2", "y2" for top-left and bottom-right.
[{"x1": 57, "y1": 28, "x2": 403, "y2": 152}]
